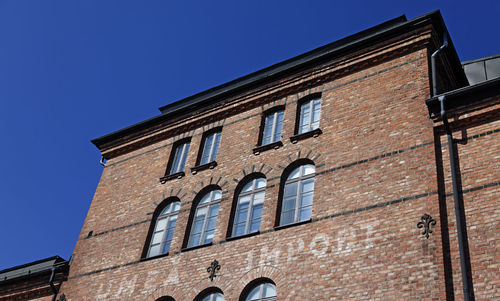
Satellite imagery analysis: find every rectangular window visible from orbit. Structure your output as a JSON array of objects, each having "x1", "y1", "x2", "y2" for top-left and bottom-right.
[
  {"x1": 170, "y1": 142, "x2": 190, "y2": 174},
  {"x1": 200, "y1": 131, "x2": 221, "y2": 165},
  {"x1": 298, "y1": 98, "x2": 321, "y2": 134},
  {"x1": 262, "y1": 110, "x2": 284, "y2": 145}
]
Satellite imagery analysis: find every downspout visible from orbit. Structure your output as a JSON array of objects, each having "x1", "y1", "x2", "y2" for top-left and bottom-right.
[
  {"x1": 434, "y1": 33, "x2": 475, "y2": 300},
  {"x1": 49, "y1": 267, "x2": 58, "y2": 301}
]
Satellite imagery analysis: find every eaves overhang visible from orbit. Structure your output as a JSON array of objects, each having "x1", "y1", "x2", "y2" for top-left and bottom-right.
[
  {"x1": 0, "y1": 256, "x2": 68, "y2": 285},
  {"x1": 92, "y1": 10, "x2": 466, "y2": 154},
  {"x1": 425, "y1": 77, "x2": 500, "y2": 119}
]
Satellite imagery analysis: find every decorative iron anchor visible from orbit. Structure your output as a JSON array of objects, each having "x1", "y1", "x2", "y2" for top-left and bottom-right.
[
  {"x1": 207, "y1": 259, "x2": 221, "y2": 281},
  {"x1": 417, "y1": 214, "x2": 436, "y2": 239}
]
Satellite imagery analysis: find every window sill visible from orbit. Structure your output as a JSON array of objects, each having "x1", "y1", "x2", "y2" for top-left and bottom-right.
[
  {"x1": 252, "y1": 141, "x2": 283, "y2": 155},
  {"x1": 181, "y1": 242, "x2": 213, "y2": 252},
  {"x1": 290, "y1": 128, "x2": 322, "y2": 144},
  {"x1": 225, "y1": 231, "x2": 260, "y2": 242},
  {"x1": 160, "y1": 172, "x2": 185, "y2": 184},
  {"x1": 274, "y1": 219, "x2": 312, "y2": 231},
  {"x1": 140, "y1": 252, "x2": 169, "y2": 262},
  {"x1": 190, "y1": 161, "x2": 217, "y2": 174}
]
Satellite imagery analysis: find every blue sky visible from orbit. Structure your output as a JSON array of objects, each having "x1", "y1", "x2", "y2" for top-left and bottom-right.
[{"x1": 0, "y1": 0, "x2": 498, "y2": 270}]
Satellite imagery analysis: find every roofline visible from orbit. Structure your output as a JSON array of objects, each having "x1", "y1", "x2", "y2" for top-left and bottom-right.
[
  {"x1": 461, "y1": 53, "x2": 500, "y2": 65},
  {"x1": 0, "y1": 256, "x2": 65, "y2": 274},
  {"x1": 92, "y1": 10, "x2": 465, "y2": 152},
  {"x1": 425, "y1": 77, "x2": 500, "y2": 119}
]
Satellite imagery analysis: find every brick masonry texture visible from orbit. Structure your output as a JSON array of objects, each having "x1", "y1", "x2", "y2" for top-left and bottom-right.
[{"x1": 56, "y1": 21, "x2": 499, "y2": 301}]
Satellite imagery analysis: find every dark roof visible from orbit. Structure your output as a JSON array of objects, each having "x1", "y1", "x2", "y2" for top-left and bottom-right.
[
  {"x1": 462, "y1": 53, "x2": 500, "y2": 85},
  {"x1": 0, "y1": 256, "x2": 68, "y2": 284},
  {"x1": 92, "y1": 10, "x2": 466, "y2": 153}
]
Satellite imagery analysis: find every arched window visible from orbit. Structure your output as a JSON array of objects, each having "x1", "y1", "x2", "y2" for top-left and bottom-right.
[
  {"x1": 232, "y1": 177, "x2": 266, "y2": 237},
  {"x1": 187, "y1": 190, "x2": 222, "y2": 248},
  {"x1": 243, "y1": 282, "x2": 276, "y2": 301},
  {"x1": 201, "y1": 293, "x2": 224, "y2": 301},
  {"x1": 280, "y1": 164, "x2": 315, "y2": 226},
  {"x1": 147, "y1": 201, "x2": 180, "y2": 257}
]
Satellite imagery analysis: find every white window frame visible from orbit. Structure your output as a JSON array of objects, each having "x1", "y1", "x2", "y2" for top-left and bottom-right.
[
  {"x1": 262, "y1": 110, "x2": 284, "y2": 145},
  {"x1": 200, "y1": 131, "x2": 221, "y2": 165},
  {"x1": 245, "y1": 282, "x2": 276, "y2": 301},
  {"x1": 169, "y1": 141, "x2": 190, "y2": 174},
  {"x1": 298, "y1": 98, "x2": 321, "y2": 134},
  {"x1": 232, "y1": 178, "x2": 266, "y2": 237},
  {"x1": 147, "y1": 201, "x2": 180, "y2": 257},
  {"x1": 280, "y1": 164, "x2": 315, "y2": 226},
  {"x1": 188, "y1": 190, "x2": 222, "y2": 248}
]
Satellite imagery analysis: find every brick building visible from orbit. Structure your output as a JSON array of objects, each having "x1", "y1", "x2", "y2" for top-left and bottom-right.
[{"x1": 4, "y1": 10, "x2": 498, "y2": 300}]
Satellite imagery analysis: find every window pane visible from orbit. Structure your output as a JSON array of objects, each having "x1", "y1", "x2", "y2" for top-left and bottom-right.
[
  {"x1": 284, "y1": 182, "x2": 298, "y2": 198},
  {"x1": 303, "y1": 165, "x2": 315, "y2": 175},
  {"x1": 212, "y1": 190, "x2": 222, "y2": 201},
  {"x1": 170, "y1": 145, "x2": 183, "y2": 174},
  {"x1": 167, "y1": 215, "x2": 177, "y2": 228},
  {"x1": 234, "y1": 223, "x2": 246, "y2": 236},
  {"x1": 253, "y1": 191, "x2": 265, "y2": 205},
  {"x1": 188, "y1": 234, "x2": 200, "y2": 247},
  {"x1": 192, "y1": 220, "x2": 204, "y2": 234},
  {"x1": 199, "y1": 193, "x2": 211, "y2": 204},
  {"x1": 263, "y1": 283, "x2": 276, "y2": 297},
  {"x1": 151, "y1": 232, "x2": 164, "y2": 244},
  {"x1": 246, "y1": 286, "x2": 260, "y2": 300},
  {"x1": 255, "y1": 178, "x2": 266, "y2": 189},
  {"x1": 251, "y1": 204, "x2": 263, "y2": 221},
  {"x1": 241, "y1": 182, "x2": 254, "y2": 193},
  {"x1": 195, "y1": 207, "x2": 208, "y2": 218},
  {"x1": 206, "y1": 216, "x2": 217, "y2": 231},
  {"x1": 236, "y1": 209, "x2": 248, "y2": 223},
  {"x1": 172, "y1": 202, "x2": 181, "y2": 212},
  {"x1": 239, "y1": 194, "x2": 251, "y2": 204},
  {"x1": 302, "y1": 179, "x2": 315, "y2": 193},
  {"x1": 161, "y1": 240, "x2": 171, "y2": 254},
  {"x1": 250, "y1": 219, "x2": 260, "y2": 233},
  {"x1": 288, "y1": 168, "x2": 300, "y2": 180},
  {"x1": 214, "y1": 293, "x2": 224, "y2": 301},
  {"x1": 149, "y1": 244, "x2": 160, "y2": 257},
  {"x1": 281, "y1": 210, "x2": 294, "y2": 225},
  {"x1": 300, "y1": 192, "x2": 313, "y2": 207},
  {"x1": 203, "y1": 230, "x2": 214, "y2": 243},
  {"x1": 211, "y1": 132, "x2": 221, "y2": 161},
  {"x1": 209, "y1": 204, "x2": 219, "y2": 217},
  {"x1": 283, "y1": 196, "x2": 296, "y2": 211},
  {"x1": 155, "y1": 218, "x2": 167, "y2": 231},
  {"x1": 299, "y1": 206, "x2": 312, "y2": 221},
  {"x1": 178, "y1": 143, "x2": 190, "y2": 172}
]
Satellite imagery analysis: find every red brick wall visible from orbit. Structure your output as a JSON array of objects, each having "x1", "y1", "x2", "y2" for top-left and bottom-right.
[{"x1": 58, "y1": 29, "x2": 499, "y2": 300}]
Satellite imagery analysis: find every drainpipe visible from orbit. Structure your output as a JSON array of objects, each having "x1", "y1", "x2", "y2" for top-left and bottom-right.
[
  {"x1": 431, "y1": 32, "x2": 448, "y2": 97},
  {"x1": 49, "y1": 267, "x2": 58, "y2": 301},
  {"x1": 433, "y1": 31, "x2": 474, "y2": 300}
]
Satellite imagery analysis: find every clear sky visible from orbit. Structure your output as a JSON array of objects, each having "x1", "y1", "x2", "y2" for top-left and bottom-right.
[{"x1": 0, "y1": 0, "x2": 498, "y2": 270}]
